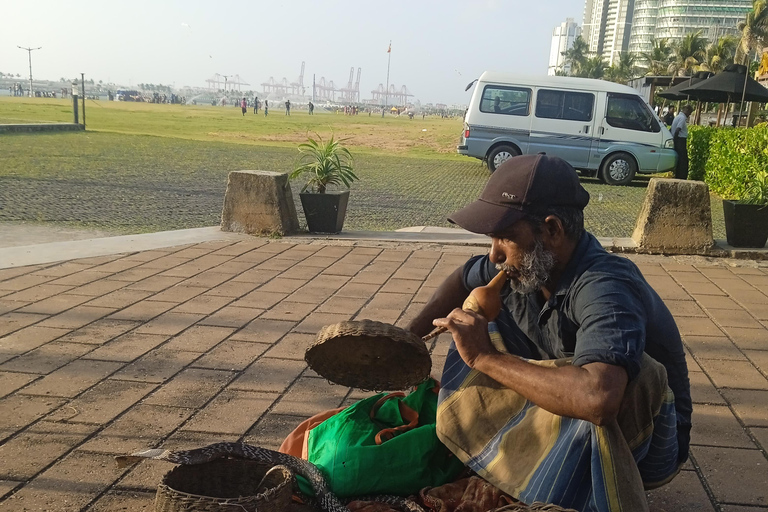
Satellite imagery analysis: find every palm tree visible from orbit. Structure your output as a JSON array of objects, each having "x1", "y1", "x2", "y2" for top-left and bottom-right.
[
  {"x1": 702, "y1": 35, "x2": 738, "y2": 73},
  {"x1": 640, "y1": 38, "x2": 673, "y2": 75},
  {"x1": 736, "y1": 0, "x2": 768, "y2": 64},
  {"x1": 670, "y1": 31, "x2": 708, "y2": 76},
  {"x1": 563, "y1": 36, "x2": 590, "y2": 76},
  {"x1": 578, "y1": 55, "x2": 607, "y2": 79}
]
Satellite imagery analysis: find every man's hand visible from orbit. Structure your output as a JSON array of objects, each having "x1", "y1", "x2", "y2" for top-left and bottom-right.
[{"x1": 433, "y1": 309, "x2": 498, "y2": 368}]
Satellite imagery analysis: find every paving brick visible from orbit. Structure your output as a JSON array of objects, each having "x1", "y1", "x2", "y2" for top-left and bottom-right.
[
  {"x1": 66, "y1": 279, "x2": 127, "y2": 297},
  {"x1": 84, "y1": 332, "x2": 169, "y2": 362},
  {"x1": 57, "y1": 319, "x2": 140, "y2": 345},
  {"x1": 191, "y1": 340, "x2": 269, "y2": 371},
  {"x1": 118, "y1": 249, "x2": 173, "y2": 263},
  {"x1": 126, "y1": 275, "x2": 184, "y2": 292},
  {"x1": 355, "y1": 307, "x2": 402, "y2": 324},
  {"x1": 0, "y1": 342, "x2": 93, "y2": 375},
  {"x1": 0, "y1": 266, "x2": 42, "y2": 281},
  {"x1": 0, "y1": 274, "x2": 56, "y2": 292},
  {"x1": 745, "y1": 350, "x2": 768, "y2": 379},
  {"x1": 707, "y1": 309, "x2": 764, "y2": 329},
  {"x1": 48, "y1": 271, "x2": 115, "y2": 287},
  {"x1": 684, "y1": 335, "x2": 747, "y2": 361},
  {"x1": 662, "y1": 300, "x2": 706, "y2": 318},
  {"x1": 0, "y1": 372, "x2": 38, "y2": 399},
  {"x1": 0, "y1": 299, "x2": 26, "y2": 316},
  {"x1": 322, "y1": 262, "x2": 366, "y2": 276},
  {"x1": 86, "y1": 258, "x2": 143, "y2": 274},
  {"x1": 674, "y1": 316, "x2": 725, "y2": 337},
  {"x1": 719, "y1": 505, "x2": 768, "y2": 512},
  {"x1": 181, "y1": 390, "x2": 277, "y2": 434},
  {"x1": 313, "y1": 246, "x2": 351, "y2": 258},
  {"x1": 230, "y1": 358, "x2": 306, "y2": 393},
  {"x1": 79, "y1": 404, "x2": 195, "y2": 454},
  {"x1": 645, "y1": 276, "x2": 693, "y2": 301},
  {"x1": 245, "y1": 413, "x2": 308, "y2": 450},
  {"x1": 0, "y1": 395, "x2": 66, "y2": 440},
  {"x1": 159, "y1": 256, "x2": 233, "y2": 278},
  {"x1": 20, "y1": 359, "x2": 123, "y2": 398},
  {"x1": 108, "y1": 300, "x2": 177, "y2": 322},
  {"x1": 270, "y1": 377, "x2": 348, "y2": 415},
  {"x1": 723, "y1": 327, "x2": 768, "y2": 351},
  {"x1": 645, "y1": 470, "x2": 716, "y2": 512},
  {"x1": 353, "y1": 269, "x2": 397, "y2": 285},
  {"x1": 0, "y1": 421, "x2": 96, "y2": 480},
  {"x1": 1, "y1": 284, "x2": 75, "y2": 303},
  {"x1": 695, "y1": 294, "x2": 743, "y2": 310},
  {"x1": 729, "y1": 289, "x2": 768, "y2": 305},
  {"x1": 255, "y1": 278, "x2": 306, "y2": 295},
  {"x1": 295, "y1": 255, "x2": 340, "y2": 269},
  {"x1": 752, "y1": 426, "x2": 768, "y2": 452},
  {"x1": 231, "y1": 290, "x2": 288, "y2": 309},
  {"x1": 0, "y1": 451, "x2": 122, "y2": 512},
  {"x1": 85, "y1": 288, "x2": 153, "y2": 309},
  {"x1": 135, "y1": 255, "x2": 190, "y2": 271},
  {"x1": 143, "y1": 368, "x2": 235, "y2": 408},
  {"x1": 263, "y1": 333, "x2": 315, "y2": 360},
  {"x1": 689, "y1": 371, "x2": 726, "y2": 405},
  {"x1": 293, "y1": 312, "x2": 351, "y2": 334},
  {"x1": 88, "y1": 490, "x2": 155, "y2": 512},
  {"x1": 697, "y1": 267, "x2": 738, "y2": 279},
  {"x1": 253, "y1": 258, "x2": 297, "y2": 272},
  {"x1": 260, "y1": 301, "x2": 316, "y2": 322},
  {"x1": 0, "y1": 480, "x2": 21, "y2": 500},
  {"x1": 317, "y1": 296, "x2": 365, "y2": 314},
  {"x1": 148, "y1": 285, "x2": 208, "y2": 303},
  {"x1": 172, "y1": 247, "x2": 218, "y2": 260},
  {"x1": 203, "y1": 279, "x2": 260, "y2": 298},
  {"x1": 0, "y1": 312, "x2": 47, "y2": 337},
  {"x1": 0, "y1": 326, "x2": 71, "y2": 357},
  {"x1": 208, "y1": 260, "x2": 259, "y2": 275},
  {"x1": 37, "y1": 305, "x2": 116, "y2": 329},
  {"x1": 229, "y1": 268, "x2": 280, "y2": 285},
  {"x1": 198, "y1": 306, "x2": 263, "y2": 328},
  {"x1": 392, "y1": 266, "x2": 433, "y2": 281},
  {"x1": 46, "y1": 379, "x2": 155, "y2": 424},
  {"x1": 698, "y1": 359, "x2": 768, "y2": 390},
  {"x1": 692, "y1": 446, "x2": 768, "y2": 505},
  {"x1": 277, "y1": 265, "x2": 324, "y2": 281},
  {"x1": 212, "y1": 241, "x2": 264, "y2": 257},
  {"x1": 110, "y1": 267, "x2": 168, "y2": 282},
  {"x1": 335, "y1": 282, "x2": 381, "y2": 299},
  {"x1": 133, "y1": 312, "x2": 204, "y2": 336},
  {"x1": 730, "y1": 267, "x2": 766, "y2": 276},
  {"x1": 179, "y1": 271, "x2": 233, "y2": 288},
  {"x1": 111, "y1": 349, "x2": 199, "y2": 383},
  {"x1": 162, "y1": 325, "x2": 234, "y2": 353},
  {"x1": 722, "y1": 389, "x2": 768, "y2": 427},
  {"x1": 691, "y1": 404, "x2": 755, "y2": 448},
  {"x1": 287, "y1": 282, "x2": 344, "y2": 304},
  {"x1": 414, "y1": 285, "x2": 438, "y2": 303},
  {"x1": 170, "y1": 293, "x2": 233, "y2": 315},
  {"x1": 221, "y1": 317, "x2": 302, "y2": 350}
]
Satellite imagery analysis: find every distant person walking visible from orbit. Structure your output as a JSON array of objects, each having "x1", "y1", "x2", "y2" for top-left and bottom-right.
[
  {"x1": 663, "y1": 106, "x2": 675, "y2": 127},
  {"x1": 671, "y1": 104, "x2": 693, "y2": 181},
  {"x1": 264, "y1": 100, "x2": 269, "y2": 116},
  {"x1": 241, "y1": 97, "x2": 247, "y2": 116},
  {"x1": 285, "y1": 99, "x2": 291, "y2": 116},
  {"x1": 254, "y1": 96, "x2": 259, "y2": 114},
  {"x1": 308, "y1": 101, "x2": 314, "y2": 115}
]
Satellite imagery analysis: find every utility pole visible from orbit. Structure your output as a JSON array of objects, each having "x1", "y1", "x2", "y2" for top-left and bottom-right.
[
  {"x1": 385, "y1": 40, "x2": 392, "y2": 116},
  {"x1": 17, "y1": 45, "x2": 42, "y2": 97}
]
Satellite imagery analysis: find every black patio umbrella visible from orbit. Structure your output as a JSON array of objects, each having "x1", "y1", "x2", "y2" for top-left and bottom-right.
[
  {"x1": 658, "y1": 71, "x2": 715, "y2": 100},
  {"x1": 679, "y1": 64, "x2": 768, "y2": 103}
]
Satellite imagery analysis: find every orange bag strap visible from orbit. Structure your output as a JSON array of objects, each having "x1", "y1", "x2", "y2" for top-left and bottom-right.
[{"x1": 369, "y1": 392, "x2": 420, "y2": 445}]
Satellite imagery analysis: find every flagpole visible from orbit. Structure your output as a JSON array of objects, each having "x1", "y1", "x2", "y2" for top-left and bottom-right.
[{"x1": 385, "y1": 40, "x2": 391, "y2": 112}]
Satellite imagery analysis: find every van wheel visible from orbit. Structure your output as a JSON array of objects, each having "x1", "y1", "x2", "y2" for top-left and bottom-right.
[
  {"x1": 600, "y1": 152, "x2": 637, "y2": 186},
  {"x1": 487, "y1": 145, "x2": 520, "y2": 172}
]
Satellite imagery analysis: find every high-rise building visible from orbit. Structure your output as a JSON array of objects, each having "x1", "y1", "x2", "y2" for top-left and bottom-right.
[
  {"x1": 628, "y1": 0, "x2": 751, "y2": 56},
  {"x1": 582, "y1": 0, "x2": 636, "y2": 65},
  {"x1": 548, "y1": 18, "x2": 582, "y2": 75}
]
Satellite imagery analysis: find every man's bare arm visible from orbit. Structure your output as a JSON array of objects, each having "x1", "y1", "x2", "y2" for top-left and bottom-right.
[
  {"x1": 406, "y1": 266, "x2": 470, "y2": 337},
  {"x1": 435, "y1": 309, "x2": 628, "y2": 425}
]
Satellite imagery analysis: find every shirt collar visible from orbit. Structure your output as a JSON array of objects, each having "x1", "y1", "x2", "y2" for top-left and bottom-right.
[{"x1": 547, "y1": 230, "x2": 596, "y2": 306}]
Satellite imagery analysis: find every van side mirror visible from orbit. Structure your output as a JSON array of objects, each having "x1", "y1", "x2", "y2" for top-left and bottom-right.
[{"x1": 465, "y1": 79, "x2": 478, "y2": 92}]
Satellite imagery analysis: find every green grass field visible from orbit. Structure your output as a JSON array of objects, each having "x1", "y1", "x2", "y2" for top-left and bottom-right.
[{"x1": 0, "y1": 97, "x2": 726, "y2": 238}]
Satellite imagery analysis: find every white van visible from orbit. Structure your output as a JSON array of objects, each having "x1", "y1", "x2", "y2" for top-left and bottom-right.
[{"x1": 458, "y1": 72, "x2": 677, "y2": 185}]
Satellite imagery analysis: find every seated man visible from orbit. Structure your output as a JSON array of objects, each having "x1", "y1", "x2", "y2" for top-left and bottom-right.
[{"x1": 407, "y1": 154, "x2": 691, "y2": 511}]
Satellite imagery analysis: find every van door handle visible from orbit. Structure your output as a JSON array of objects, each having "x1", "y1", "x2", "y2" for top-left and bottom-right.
[
  {"x1": 584, "y1": 125, "x2": 590, "y2": 134},
  {"x1": 599, "y1": 126, "x2": 605, "y2": 135}
]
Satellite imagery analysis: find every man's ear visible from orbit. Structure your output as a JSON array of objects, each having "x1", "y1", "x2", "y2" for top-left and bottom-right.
[{"x1": 542, "y1": 215, "x2": 566, "y2": 245}]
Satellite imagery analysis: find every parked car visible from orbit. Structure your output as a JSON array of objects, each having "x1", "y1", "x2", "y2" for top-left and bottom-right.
[{"x1": 458, "y1": 72, "x2": 677, "y2": 185}]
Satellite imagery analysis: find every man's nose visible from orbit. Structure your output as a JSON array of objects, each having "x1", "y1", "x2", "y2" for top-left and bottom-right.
[{"x1": 489, "y1": 239, "x2": 505, "y2": 264}]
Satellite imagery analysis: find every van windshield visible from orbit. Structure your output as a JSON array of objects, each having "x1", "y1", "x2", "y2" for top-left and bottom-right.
[
  {"x1": 480, "y1": 86, "x2": 531, "y2": 116},
  {"x1": 605, "y1": 94, "x2": 661, "y2": 132}
]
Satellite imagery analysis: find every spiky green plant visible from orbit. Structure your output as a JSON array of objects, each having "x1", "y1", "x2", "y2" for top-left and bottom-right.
[{"x1": 290, "y1": 133, "x2": 358, "y2": 193}]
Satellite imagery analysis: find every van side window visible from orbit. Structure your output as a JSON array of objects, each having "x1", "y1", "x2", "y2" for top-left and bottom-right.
[
  {"x1": 479, "y1": 86, "x2": 531, "y2": 116},
  {"x1": 605, "y1": 94, "x2": 661, "y2": 132},
  {"x1": 535, "y1": 90, "x2": 594, "y2": 122}
]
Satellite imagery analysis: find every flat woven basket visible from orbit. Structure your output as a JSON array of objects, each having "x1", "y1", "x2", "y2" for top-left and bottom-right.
[
  {"x1": 155, "y1": 458, "x2": 293, "y2": 512},
  {"x1": 306, "y1": 319, "x2": 431, "y2": 390},
  {"x1": 491, "y1": 502, "x2": 578, "y2": 512}
]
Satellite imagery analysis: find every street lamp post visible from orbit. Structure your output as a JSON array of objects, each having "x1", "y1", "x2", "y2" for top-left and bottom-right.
[{"x1": 17, "y1": 46, "x2": 42, "y2": 97}]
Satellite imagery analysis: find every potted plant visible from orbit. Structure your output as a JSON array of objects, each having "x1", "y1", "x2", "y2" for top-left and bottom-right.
[
  {"x1": 290, "y1": 134, "x2": 359, "y2": 233},
  {"x1": 722, "y1": 169, "x2": 768, "y2": 248}
]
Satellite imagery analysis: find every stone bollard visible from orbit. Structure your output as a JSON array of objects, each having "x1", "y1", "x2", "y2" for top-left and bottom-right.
[
  {"x1": 221, "y1": 171, "x2": 299, "y2": 236},
  {"x1": 632, "y1": 178, "x2": 714, "y2": 255}
]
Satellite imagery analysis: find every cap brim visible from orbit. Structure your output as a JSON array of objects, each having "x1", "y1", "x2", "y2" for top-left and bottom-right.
[{"x1": 448, "y1": 199, "x2": 526, "y2": 235}]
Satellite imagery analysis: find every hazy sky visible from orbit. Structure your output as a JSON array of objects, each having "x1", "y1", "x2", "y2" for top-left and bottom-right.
[{"x1": 1, "y1": 0, "x2": 582, "y2": 104}]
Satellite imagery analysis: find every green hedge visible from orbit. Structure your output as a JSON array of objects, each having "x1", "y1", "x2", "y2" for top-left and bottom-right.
[{"x1": 686, "y1": 125, "x2": 768, "y2": 203}]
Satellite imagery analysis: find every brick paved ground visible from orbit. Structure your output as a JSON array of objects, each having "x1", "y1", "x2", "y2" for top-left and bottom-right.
[{"x1": 0, "y1": 238, "x2": 767, "y2": 511}]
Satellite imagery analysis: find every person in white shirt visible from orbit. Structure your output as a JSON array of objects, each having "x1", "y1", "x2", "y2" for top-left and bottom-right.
[{"x1": 670, "y1": 105, "x2": 693, "y2": 180}]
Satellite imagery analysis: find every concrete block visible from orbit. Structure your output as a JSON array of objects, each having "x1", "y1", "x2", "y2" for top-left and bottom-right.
[
  {"x1": 632, "y1": 178, "x2": 714, "y2": 255},
  {"x1": 221, "y1": 171, "x2": 299, "y2": 236}
]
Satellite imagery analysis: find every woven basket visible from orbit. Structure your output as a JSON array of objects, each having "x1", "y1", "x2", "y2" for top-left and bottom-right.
[
  {"x1": 490, "y1": 502, "x2": 578, "y2": 512},
  {"x1": 305, "y1": 319, "x2": 431, "y2": 390},
  {"x1": 155, "y1": 458, "x2": 293, "y2": 512}
]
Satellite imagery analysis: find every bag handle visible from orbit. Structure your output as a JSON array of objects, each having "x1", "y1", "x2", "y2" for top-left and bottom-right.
[{"x1": 369, "y1": 392, "x2": 420, "y2": 445}]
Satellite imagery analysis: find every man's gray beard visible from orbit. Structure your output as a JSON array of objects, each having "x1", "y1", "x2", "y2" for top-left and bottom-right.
[{"x1": 496, "y1": 238, "x2": 556, "y2": 294}]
